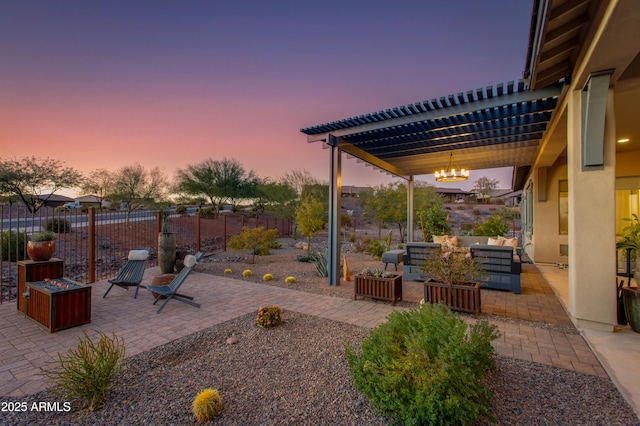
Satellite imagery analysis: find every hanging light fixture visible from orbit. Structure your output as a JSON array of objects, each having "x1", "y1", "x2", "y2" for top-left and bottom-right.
[{"x1": 434, "y1": 152, "x2": 469, "y2": 182}]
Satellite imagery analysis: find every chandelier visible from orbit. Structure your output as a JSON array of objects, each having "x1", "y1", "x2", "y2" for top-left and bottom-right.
[{"x1": 434, "y1": 152, "x2": 469, "y2": 182}]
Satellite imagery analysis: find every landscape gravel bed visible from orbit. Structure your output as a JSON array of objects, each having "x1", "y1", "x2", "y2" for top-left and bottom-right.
[{"x1": 3, "y1": 311, "x2": 638, "y2": 425}]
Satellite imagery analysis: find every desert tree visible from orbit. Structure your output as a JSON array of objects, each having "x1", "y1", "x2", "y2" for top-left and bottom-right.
[
  {"x1": 358, "y1": 182, "x2": 443, "y2": 243},
  {"x1": 254, "y1": 178, "x2": 298, "y2": 218},
  {"x1": 174, "y1": 157, "x2": 258, "y2": 212},
  {"x1": 0, "y1": 156, "x2": 83, "y2": 214},
  {"x1": 473, "y1": 176, "x2": 499, "y2": 203},
  {"x1": 294, "y1": 195, "x2": 326, "y2": 251},
  {"x1": 279, "y1": 168, "x2": 320, "y2": 196},
  {"x1": 80, "y1": 168, "x2": 115, "y2": 209},
  {"x1": 110, "y1": 164, "x2": 168, "y2": 220}
]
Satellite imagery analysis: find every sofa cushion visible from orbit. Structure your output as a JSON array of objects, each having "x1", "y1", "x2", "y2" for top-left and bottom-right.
[
  {"x1": 487, "y1": 237, "x2": 503, "y2": 246},
  {"x1": 501, "y1": 237, "x2": 518, "y2": 254}
]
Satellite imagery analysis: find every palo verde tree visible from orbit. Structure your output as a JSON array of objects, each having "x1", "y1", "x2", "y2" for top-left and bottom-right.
[
  {"x1": 0, "y1": 156, "x2": 83, "y2": 214},
  {"x1": 109, "y1": 164, "x2": 168, "y2": 220},
  {"x1": 294, "y1": 195, "x2": 326, "y2": 251},
  {"x1": 174, "y1": 157, "x2": 258, "y2": 212}
]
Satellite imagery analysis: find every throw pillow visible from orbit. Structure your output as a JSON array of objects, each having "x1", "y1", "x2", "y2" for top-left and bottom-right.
[
  {"x1": 445, "y1": 236, "x2": 459, "y2": 250},
  {"x1": 487, "y1": 237, "x2": 503, "y2": 246},
  {"x1": 433, "y1": 235, "x2": 449, "y2": 248},
  {"x1": 128, "y1": 249, "x2": 149, "y2": 261},
  {"x1": 502, "y1": 237, "x2": 518, "y2": 254}
]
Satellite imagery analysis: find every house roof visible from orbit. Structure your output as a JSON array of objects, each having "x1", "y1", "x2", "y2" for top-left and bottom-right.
[{"x1": 301, "y1": 80, "x2": 562, "y2": 190}]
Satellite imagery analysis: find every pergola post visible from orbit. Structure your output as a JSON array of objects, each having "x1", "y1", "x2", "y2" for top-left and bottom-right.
[
  {"x1": 407, "y1": 177, "x2": 414, "y2": 242},
  {"x1": 327, "y1": 135, "x2": 342, "y2": 286}
]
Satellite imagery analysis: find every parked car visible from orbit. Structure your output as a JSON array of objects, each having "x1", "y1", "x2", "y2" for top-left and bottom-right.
[
  {"x1": 454, "y1": 198, "x2": 465, "y2": 204},
  {"x1": 63, "y1": 201, "x2": 81, "y2": 209}
]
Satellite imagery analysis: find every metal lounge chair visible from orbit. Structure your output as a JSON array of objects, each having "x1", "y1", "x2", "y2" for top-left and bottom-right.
[
  {"x1": 102, "y1": 249, "x2": 150, "y2": 299},
  {"x1": 147, "y1": 252, "x2": 202, "y2": 314}
]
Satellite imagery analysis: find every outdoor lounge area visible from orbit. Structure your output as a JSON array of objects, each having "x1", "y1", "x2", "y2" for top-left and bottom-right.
[{"x1": 1, "y1": 260, "x2": 640, "y2": 420}]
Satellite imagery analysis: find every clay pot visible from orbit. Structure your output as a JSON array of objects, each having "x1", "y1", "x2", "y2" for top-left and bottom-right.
[{"x1": 27, "y1": 241, "x2": 56, "y2": 261}]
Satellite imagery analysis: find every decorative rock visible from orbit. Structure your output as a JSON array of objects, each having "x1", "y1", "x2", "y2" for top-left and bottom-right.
[{"x1": 226, "y1": 337, "x2": 239, "y2": 345}]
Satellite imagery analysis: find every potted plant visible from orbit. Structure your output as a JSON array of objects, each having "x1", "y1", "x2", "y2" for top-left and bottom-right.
[
  {"x1": 617, "y1": 214, "x2": 640, "y2": 332},
  {"x1": 157, "y1": 210, "x2": 176, "y2": 274},
  {"x1": 27, "y1": 230, "x2": 57, "y2": 261},
  {"x1": 354, "y1": 267, "x2": 402, "y2": 305},
  {"x1": 421, "y1": 250, "x2": 482, "y2": 315}
]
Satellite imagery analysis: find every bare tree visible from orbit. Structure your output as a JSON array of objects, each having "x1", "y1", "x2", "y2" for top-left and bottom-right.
[
  {"x1": 0, "y1": 156, "x2": 83, "y2": 213},
  {"x1": 279, "y1": 168, "x2": 320, "y2": 196},
  {"x1": 110, "y1": 164, "x2": 168, "y2": 219},
  {"x1": 80, "y1": 168, "x2": 115, "y2": 209},
  {"x1": 473, "y1": 176, "x2": 499, "y2": 203}
]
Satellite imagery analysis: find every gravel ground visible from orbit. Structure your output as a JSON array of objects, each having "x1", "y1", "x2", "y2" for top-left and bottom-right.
[{"x1": 2, "y1": 310, "x2": 639, "y2": 425}]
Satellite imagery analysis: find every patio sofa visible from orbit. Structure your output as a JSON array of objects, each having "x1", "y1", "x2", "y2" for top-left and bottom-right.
[
  {"x1": 402, "y1": 242, "x2": 441, "y2": 281},
  {"x1": 470, "y1": 245, "x2": 521, "y2": 294}
]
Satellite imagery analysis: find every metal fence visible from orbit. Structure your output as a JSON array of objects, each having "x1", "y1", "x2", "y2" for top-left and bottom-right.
[{"x1": 0, "y1": 206, "x2": 291, "y2": 303}]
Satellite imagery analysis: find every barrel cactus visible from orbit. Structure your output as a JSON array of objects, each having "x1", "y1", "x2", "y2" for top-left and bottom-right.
[{"x1": 192, "y1": 388, "x2": 223, "y2": 421}]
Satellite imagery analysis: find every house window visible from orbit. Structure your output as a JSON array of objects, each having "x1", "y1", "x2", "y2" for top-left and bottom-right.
[
  {"x1": 615, "y1": 176, "x2": 640, "y2": 236},
  {"x1": 559, "y1": 180, "x2": 569, "y2": 235}
]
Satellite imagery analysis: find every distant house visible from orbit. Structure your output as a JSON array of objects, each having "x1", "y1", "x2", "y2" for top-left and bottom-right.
[
  {"x1": 436, "y1": 187, "x2": 471, "y2": 202},
  {"x1": 31, "y1": 194, "x2": 74, "y2": 208},
  {"x1": 76, "y1": 195, "x2": 109, "y2": 208},
  {"x1": 341, "y1": 185, "x2": 369, "y2": 197}
]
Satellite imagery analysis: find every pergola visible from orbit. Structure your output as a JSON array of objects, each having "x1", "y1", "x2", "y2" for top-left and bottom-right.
[{"x1": 301, "y1": 80, "x2": 563, "y2": 285}]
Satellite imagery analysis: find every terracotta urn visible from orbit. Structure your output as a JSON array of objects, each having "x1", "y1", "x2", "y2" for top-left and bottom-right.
[{"x1": 27, "y1": 240, "x2": 56, "y2": 261}]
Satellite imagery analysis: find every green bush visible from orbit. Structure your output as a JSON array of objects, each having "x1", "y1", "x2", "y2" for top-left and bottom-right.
[
  {"x1": 42, "y1": 331, "x2": 125, "y2": 412},
  {"x1": 473, "y1": 215, "x2": 509, "y2": 237},
  {"x1": 345, "y1": 303, "x2": 499, "y2": 425},
  {"x1": 175, "y1": 205, "x2": 187, "y2": 214},
  {"x1": 46, "y1": 218, "x2": 71, "y2": 233},
  {"x1": 1, "y1": 230, "x2": 27, "y2": 261},
  {"x1": 228, "y1": 226, "x2": 280, "y2": 263},
  {"x1": 365, "y1": 239, "x2": 386, "y2": 260}
]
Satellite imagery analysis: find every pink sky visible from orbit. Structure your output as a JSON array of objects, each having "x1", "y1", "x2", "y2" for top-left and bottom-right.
[{"x1": 1, "y1": 1, "x2": 530, "y2": 196}]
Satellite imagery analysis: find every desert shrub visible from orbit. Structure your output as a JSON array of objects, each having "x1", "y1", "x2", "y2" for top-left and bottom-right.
[
  {"x1": 175, "y1": 205, "x2": 187, "y2": 214},
  {"x1": 242, "y1": 269, "x2": 253, "y2": 277},
  {"x1": 80, "y1": 204, "x2": 91, "y2": 213},
  {"x1": 472, "y1": 208, "x2": 482, "y2": 216},
  {"x1": 473, "y1": 215, "x2": 509, "y2": 237},
  {"x1": 1, "y1": 230, "x2": 27, "y2": 261},
  {"x1": 349, "y1": 233, "x2": 357, "y2": 243},
  {"x1": 456, "y1": 205, "x2": 466, "y2": 210},
  {"x1": 256, "y1": 306, "x2": 282, "y2": 328},
  {"x1": 224, "y1": 269, "x2": 232, "y2": 275},
  {"x1": 193, "y1": 388, "x2": 223, "y2": 421},
  {"x1": 296, "y1": 254, "x2": 313, "y2": 263},
  {"x1": 308, "y1": 251, "x2": 329, "y2": 277},
  {"x1": 345, "y1": 303, "x2": 499, "y2": 425},
  {"x1": 42, "y1": 331, "x2": 125, "y2": 412},
  {"x1": 198, "y1": 206, "x2": 217, "y2": 218},
  {"x1": 365, "y1": 239, "x2": 386, "y2": 260},
  {"x1": 227, "y1": 226, "x2": 280, "y2": 263},
  {"x1": 263, "y1": 273, "x2": 273, "y2": 281},
  {"x1": 46, "y1": 218, "x2": 71, "y2": 233},
  {"x1": 285, "y1": 276, "x2": 296, "y2": 284}
]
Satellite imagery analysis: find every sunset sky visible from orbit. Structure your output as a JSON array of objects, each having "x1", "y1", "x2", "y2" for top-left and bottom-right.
[{"x1": 1, "y1": 1, "x2": 532, "y2": 196}]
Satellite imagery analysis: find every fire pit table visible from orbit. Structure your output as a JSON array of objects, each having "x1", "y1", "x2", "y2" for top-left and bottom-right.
[{"x1": 23, "y1": 278, "x2": 91, "y2": 333}]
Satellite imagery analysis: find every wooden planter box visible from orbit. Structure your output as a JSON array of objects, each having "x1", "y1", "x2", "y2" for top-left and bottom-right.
[
  {"x1": 354, "y1": 274, "x2": 402, "y2": 305},
  {"x1": 424, "y1": 280, "x2": 481, "y2": 315},
  {"x1": 23, "y1": 278, "x2": 91, "y2": 333}
]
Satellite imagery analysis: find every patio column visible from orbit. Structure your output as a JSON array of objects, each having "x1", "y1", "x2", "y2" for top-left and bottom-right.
[
  {"x1": 566, "y1": 76, "x2": 617, "y2": 331},
  {"x1": 407, "y1": 176, "x2": 414, "y2": 242},
  {"x1": 327, "y1": 135, "x2": 342, "y2": 286}
]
